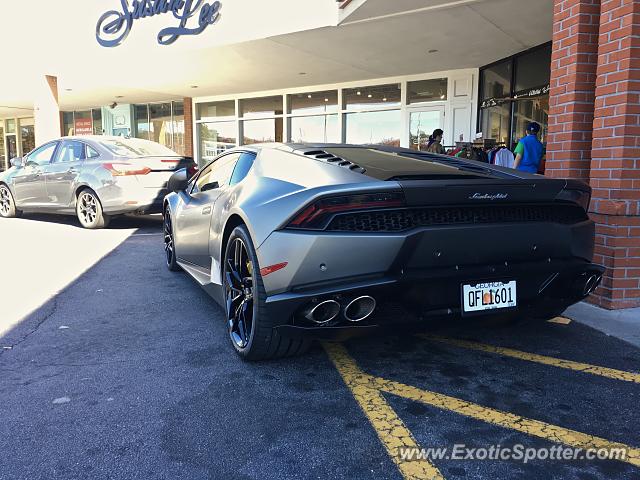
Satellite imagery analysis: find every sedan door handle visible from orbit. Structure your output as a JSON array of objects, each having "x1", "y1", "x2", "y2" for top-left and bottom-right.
[{"x1": 202, "y1": 206, "x2": 212, "y2": 215}]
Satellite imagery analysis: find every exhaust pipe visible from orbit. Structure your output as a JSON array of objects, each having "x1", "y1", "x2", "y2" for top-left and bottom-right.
[
  {"x1": 344, "y1": 296, "x2": 377, "y2": 322},
  {"x1": 305, "y1": 299, "x2": 341, "y2": 324}
]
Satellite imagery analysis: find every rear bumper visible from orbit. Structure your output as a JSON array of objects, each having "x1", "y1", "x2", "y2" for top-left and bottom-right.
[
  {"x1": 98, "y1": 184, "x2": 168, "y2": 215},
  {"x1": 257, "y1": 219, "x2": 602, "y2": 337},
  {"x1": 267, "y1": 258, "x2": 604, "y2": 339}
]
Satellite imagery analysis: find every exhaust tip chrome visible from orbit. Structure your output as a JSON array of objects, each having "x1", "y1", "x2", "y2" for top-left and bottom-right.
[
  {"x1": 344, "y1": 296, "x2": 377, "y2": 322},
  {"x1": 305, "y1": 299, "x2": 341, "y2": 324}
]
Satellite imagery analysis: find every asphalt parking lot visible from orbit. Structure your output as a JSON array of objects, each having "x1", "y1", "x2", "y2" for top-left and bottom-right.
[{"x1": 1, "y1": 215, "x2": 639, "y2": 480}]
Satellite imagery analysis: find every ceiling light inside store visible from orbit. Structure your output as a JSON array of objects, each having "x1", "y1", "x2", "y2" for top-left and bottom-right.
[
  {"x1": 440, "y1": 95, "x2": 445, "y2": 99},
  {"x1": 383, "y1": 98, "x2": 387, "y2": 102},
  {"x1": 324, "y1": 98, "x2": 329, "y2": 102},
  {"x1": 356, "y1": 91, "x2": 361, "y2": 95},
  {"x1": 308, "y1": 94, "x2": 312, "y2": 98},
  {"x1": 367, "y1": 94, "x2": 372, "y2": 98}
]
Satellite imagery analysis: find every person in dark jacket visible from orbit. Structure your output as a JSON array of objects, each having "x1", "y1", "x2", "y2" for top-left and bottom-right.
[{"x1": 513, "y1": 122, "x2": 543, "y2": 173}]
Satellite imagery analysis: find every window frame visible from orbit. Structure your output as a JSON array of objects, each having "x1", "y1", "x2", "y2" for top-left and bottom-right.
[
  {"x1": 190, "y1": 150, "x2": 247, "y2": 194},
  {"x1": 24, "y1": 141, "x2": 59, "y2": 166}
]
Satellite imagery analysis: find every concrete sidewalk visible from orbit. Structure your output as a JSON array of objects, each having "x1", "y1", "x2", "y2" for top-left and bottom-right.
[{"x1": 565, "y1": 302, "x2": 640, "y2": 348}]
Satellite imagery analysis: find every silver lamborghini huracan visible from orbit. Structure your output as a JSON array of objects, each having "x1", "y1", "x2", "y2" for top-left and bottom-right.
[{"x1": 163, "y1": 143, "x2": 603, "y2": 360}]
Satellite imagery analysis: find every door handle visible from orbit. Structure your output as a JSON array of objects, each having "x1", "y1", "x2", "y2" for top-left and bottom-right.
[{"x1": 202, "y1": 206, "x2": 212, "y2": 215}]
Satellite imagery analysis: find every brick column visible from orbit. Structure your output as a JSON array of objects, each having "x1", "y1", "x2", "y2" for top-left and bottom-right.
[
  {"x1": 547, "y1": 0, "x2": 601, "y2": 180},
  {"x1": 183, "y1": 97, "x2": 194, "y2": 159},
  {"x1": 590, "y1": 0, "x2": 640, "y2": 308}
]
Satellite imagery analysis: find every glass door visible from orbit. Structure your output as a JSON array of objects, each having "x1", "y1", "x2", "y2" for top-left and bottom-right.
[
  {"x1": 6, "y1": 135, "x2": 17, "y2": 162},
  {"x1": 408, "y1": 106, "x2": 444, "y2": 151}
]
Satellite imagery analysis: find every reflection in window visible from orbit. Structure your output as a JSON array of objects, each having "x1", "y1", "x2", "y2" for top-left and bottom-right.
[
  {"x1": 149, "y1": 103, "x2": 173, "y2": 150},
  {"x1": 288, "y1": 90, "x2": 338, "y2": 115},
  {"x1": 0, "y1": 124, "x2": 5, "y2": 171},
  {"x1": 481, "y1": 60, "x2": 512, "y2": 100},
  {"x1": 512, "y1": 97, "x2": 549, "y2": 147},
  {"x1": 242, "y1": 118, "x2": 283, "y2": 144},
  {"x1": 62, "y1": 112, "x2": 74, "y2": 136},
  {"x1": 407, "y1": 79, "x2": 448, "y2": 104},
  {"x1": 134, "y1": 104, "x2": 150, "y2": 141},
  {"x1": 92, "y1": 109, "x2": 103, "y2": 135},
  {"x1": 197, "y1": 100, "x2": 235, "y2": 121},
  {"x1": 480, "y1": 105, "x2": 511, "y2": 145},
  {"x1": 20, "y1": 118, "x2": 35, "y2": 155},
  {"x1": 409, "y1": 111, "x2": 442, "y2": 151},
  {"x1": 172, "y1": 102, "x2": 185, "y2": 156},
  {"x1": 290, "y1": 115, "x2": 339, "y2": 143},
  {"x1": 239, "y1": 96, "x2": 283, "y2": 118},
  {"x1": 344, "y1": 84, "x2": 401, "y2": 111},
  {"x1": 515, "y1": 44, "x2": 552, "y2": 92},
  {"x1": 199, "y1": 122, "x2": 237, "y2": 165},
  {"x1": 345, "y1": 110, "x2": 401, "y2": 147}
]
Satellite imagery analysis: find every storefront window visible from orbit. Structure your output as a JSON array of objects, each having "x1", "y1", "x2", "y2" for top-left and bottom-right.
[
  {"x1": 149, "y1": 103, "x2": 172, "y2": 149},
  {"x1": 20, "y1": 118, "x2": 35, "y2": 154},
  {"x1": 0, "y1": 124, "x2": 5, "y2": 171},
  {"x1": 288, "y1": 90, "x2": 338, "y2": 115},
  {"x1": 239, "y1": 96, "x2": 283, "y2": 118},
  {"x1": 92, "y1": 109, "x2": 103, "y2": 135},
  {"x1": 172, "y1": 101, "x2": 186, "y2": 156},
  {"x1": 62, "y1": 112, "x2": 74, "y2": 136},
  {"x1": 344, "y1": 84, "x2": 401, "y2": 110},
  {"x1": 242, "y1": 118, "x2": 283, "y2": 144},
  {"x1": 345, "y1": 110, "x2": 401, "y2": 147},
  {"x1": 6, "y1": 119, "x2": 16, "y2": 134},
  {"x1": 407, "y1": 79, "x2": 448, "y2": 104},
  {"x1": 481, "y1": 60, "x2": 512, "y2": 101},
  {"x1": 290, "y1": 115, "x2": 339, "y2": 143},
  {"x1": 478, "y1": 43, "x2": 551, "y2": 151},
  {"x1": 134, "y1": 104, "x2": 150, "y2": 140},
  {"x1": 197, "y1": 100, "x2": 235, "y2": 121},
  {"x1": 199, "y1": 122, "x2": 236, "y2": 165}
]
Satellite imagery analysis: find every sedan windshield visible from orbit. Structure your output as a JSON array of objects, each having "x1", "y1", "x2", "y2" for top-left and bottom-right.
[{"x1": 99, "y1": 138, "x2": 179, "y2": 157}]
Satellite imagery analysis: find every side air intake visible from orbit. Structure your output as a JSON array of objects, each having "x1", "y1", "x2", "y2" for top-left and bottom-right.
[{"x1": 303, "y1": 150, "x2": 366, "y2": 174}]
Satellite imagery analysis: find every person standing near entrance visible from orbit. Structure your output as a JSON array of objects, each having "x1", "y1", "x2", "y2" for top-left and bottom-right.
[
  {"x1": 426, "y1": 129, "x2": 445, "y2": 154},
  {"x1": 513, "y1": 122, "x2": 543, "y2": 173}
]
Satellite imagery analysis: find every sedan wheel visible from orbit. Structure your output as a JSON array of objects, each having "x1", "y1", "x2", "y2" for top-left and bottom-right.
[
  {"x1": 0, "y1": 184, "x2": 21, "y2": 218},
  {"x1": 76, "y1": 190, "x2": 110, "y2": 229}
]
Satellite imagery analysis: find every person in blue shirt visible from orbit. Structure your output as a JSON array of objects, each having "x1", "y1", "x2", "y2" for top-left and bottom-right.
[{"x1": 513, "y1": 122, "x2": 544, "y2": 173}]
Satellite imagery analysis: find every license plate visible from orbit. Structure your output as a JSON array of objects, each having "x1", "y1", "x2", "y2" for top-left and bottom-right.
[{"x1": 462, "y1": 281, "x2": 517, "y2": 314}]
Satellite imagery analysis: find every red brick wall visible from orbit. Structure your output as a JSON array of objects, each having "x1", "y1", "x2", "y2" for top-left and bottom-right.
[
  {"x1": 589, "y1": 0, "x2": 640, "y2": 308},
  {"x1": 183, "y1": 97, "x2": 194, "y2": 158},
  {"x1": 547, "y1": 0, "x2": 601, "y2": 181}
]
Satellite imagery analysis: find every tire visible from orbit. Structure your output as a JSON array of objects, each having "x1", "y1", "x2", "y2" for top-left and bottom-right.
[
  {"x1": 223, "y1": 225, "x2": 311, "y2": 361},
  {"x1": 76, "y1": 188, "x2": 110, "y2": 229},
  {"x1": 164, "y1": 209, "x2": 181, "y2": 272},
  {"x1": 0, "y1": 184, "x2": 22, "y2": 218}
]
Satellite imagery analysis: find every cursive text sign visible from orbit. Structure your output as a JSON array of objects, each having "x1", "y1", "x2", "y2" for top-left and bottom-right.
[{"x1": 97, "y1": 0, "x2": 222, "y2": 47}]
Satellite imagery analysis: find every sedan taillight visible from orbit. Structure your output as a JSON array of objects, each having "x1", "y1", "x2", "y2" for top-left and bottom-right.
[
  {"x1": 104, "y1": 163, "x2": 152, "y2": 176},
  {"x1": 287, "y1": 192, "x2": 405, "y2": 230}
]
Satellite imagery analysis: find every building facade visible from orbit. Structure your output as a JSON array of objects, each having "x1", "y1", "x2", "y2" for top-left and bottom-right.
[{"x1": 0, "y1": 0, "x2": 638, "y2": 309}]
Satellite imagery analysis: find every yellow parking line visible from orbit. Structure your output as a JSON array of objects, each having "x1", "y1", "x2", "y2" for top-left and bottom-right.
[
  {"x1": 325, "y1": 342, "x2": 640, "y2": 470},
  {"x1": 324, "y1": 343, "x2": 444, "y2": 480},
  {"x1": 420, "y1": 335, "x2": 640, "y2": 384}
]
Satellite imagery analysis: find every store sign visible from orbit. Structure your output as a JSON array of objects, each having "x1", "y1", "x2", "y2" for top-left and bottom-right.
[
  {"x1": 74, "y1": 119, "x2": 93, "y2": 136},
  {"x1": 96, "y1": 0, "x2": 222, "y2": 47},
  {"x1": 480, "y1": 84, "x2": 550, "y2": 109}
]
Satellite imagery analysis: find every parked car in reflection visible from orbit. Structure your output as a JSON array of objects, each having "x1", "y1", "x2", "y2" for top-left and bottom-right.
[{"x1": 0, "y1": 136, "x2": 197, "y2": 228}]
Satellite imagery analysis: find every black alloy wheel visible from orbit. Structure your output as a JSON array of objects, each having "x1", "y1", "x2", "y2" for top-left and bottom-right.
[
  {"x1": 164, "y1": 211, "x2": 180, "y2": 271},
  {"x1": 224, "y1": 236, "x2": 255, "y2": 350}
]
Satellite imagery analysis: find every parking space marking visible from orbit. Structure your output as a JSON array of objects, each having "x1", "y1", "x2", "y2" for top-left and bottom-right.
[
  {"x1": 325, "y1": 342, "x2": 640, "y2": 475},
  {"x1": 324, "y1": 343, "x2": 444, "y2": 480},
  {"x1": 420, "y1": 335, "x2": 640, "y2": 384}
]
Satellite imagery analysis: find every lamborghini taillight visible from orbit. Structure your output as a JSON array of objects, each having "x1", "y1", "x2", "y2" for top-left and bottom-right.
[{"x1": 287, "y1": 192, "x2": 405, "y2": 230}]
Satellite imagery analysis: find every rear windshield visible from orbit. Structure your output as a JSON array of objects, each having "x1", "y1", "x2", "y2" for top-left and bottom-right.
[{"x1": 100, "y1": 138, "x2": 178, "y2": 157}]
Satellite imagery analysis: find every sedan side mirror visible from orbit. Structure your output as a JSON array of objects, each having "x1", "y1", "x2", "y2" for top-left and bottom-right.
[
  {"x1": 10, "y1": 157, "x2": 23, "y2": 168},
  {"x1": 168, "y1": 168, "x2": 189, "y2": 193}
]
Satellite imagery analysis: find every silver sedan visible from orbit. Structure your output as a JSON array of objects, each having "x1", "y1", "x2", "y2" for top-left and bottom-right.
[{"x1": 0, "y1": 136, "x2": 196, "y2": 228}]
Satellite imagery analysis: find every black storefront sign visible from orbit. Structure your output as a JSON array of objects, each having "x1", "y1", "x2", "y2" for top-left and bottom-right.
[
  {"x1": 96, "y1": 0, "x2": 222, "y2": 47},
  {"x1": 480, "y1": 84, "x2": 550, "y2": 109}
]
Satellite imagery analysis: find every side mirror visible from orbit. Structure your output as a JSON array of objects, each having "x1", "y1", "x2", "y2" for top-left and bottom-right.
[
  {"x1": 168, "y1": 168, "x2": 189, "y2": 193},
  {"x1": 10, "y1": 157, "x2": 23, "y2": 168},
  {"x1": 201, "y1": 181, "x2": 219, "y2": 192}
]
